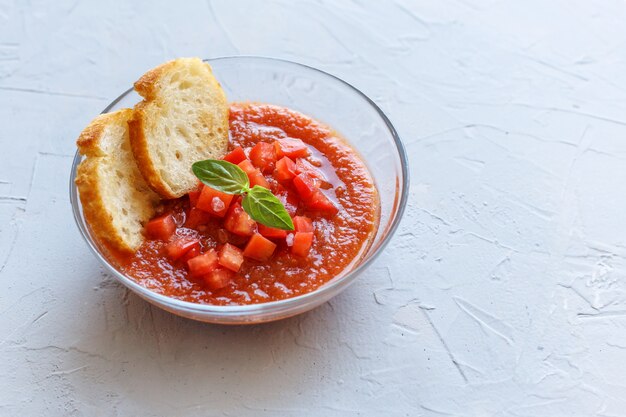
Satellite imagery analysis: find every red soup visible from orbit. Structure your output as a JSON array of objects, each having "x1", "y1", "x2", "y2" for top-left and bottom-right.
[{"x1": 117, "y1": 103, "x2": 379, "y2": 305}]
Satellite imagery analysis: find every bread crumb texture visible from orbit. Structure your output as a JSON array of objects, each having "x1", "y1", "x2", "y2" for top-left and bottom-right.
[{"x1": 129, "y1": 57, "x2": 229, "y2": 198}]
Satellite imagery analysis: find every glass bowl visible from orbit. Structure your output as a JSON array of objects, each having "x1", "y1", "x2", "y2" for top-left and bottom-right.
[{"x1": 69, "y1": 56, "x2": 409, "y2": 324}]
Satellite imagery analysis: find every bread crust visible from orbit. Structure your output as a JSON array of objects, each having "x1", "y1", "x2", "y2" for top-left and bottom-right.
[
  {"x1": 127, "y1": 102, "x2": 177, "y2": 198},
  {"x1": 75, "y1": 109, "x2": 157, "y2": 254},
  {"x1": 76, "y1": 158, "x2": 136, "y2": 253},
  {"x1": 133, "y1": 60, "x2": 177, "y2": 100},
  {"x1": 76, "y1": 110, "x2": 131, "y2": 157}
]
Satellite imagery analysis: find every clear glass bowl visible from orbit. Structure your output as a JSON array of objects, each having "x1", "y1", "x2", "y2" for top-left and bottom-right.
[{"x1": 69, "y1": 56, "x2": 409, "y2": 324}]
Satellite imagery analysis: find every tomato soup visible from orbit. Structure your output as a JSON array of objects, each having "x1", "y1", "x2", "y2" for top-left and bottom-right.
[{"x1": 116, "y1": 103, "x2": 379, "y2": 305}]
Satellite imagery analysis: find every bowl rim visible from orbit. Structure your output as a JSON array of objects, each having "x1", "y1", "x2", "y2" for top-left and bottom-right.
[{"x1": 69, "y1": 55, "x2": 410, "y2": 317}]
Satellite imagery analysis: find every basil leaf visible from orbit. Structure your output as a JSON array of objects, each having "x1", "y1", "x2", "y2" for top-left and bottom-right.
[
  {"x1": 192, "y1": 160, "x2": 249, "y2": 194},
  {"x1": 242, "y1": 186, "x2": 295, "y2": 230}
]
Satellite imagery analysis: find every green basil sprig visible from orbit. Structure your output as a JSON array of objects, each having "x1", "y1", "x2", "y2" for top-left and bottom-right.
[
  {"x1": 243, "y1": 186, "x2": 294, "y2": 231},
  {"x1": 192, "y1": 160, "x2": 295, "y2": 231},
  {"x1": 191, "y1": 160, "x2": 250, "y2": 194}
]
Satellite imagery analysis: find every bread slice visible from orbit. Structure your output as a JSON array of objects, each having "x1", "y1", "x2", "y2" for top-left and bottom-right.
[
  {"x1": 128, "y1": 58, "x2": 229, "y2": 199},
  {"x1": 75, "y1": 109, "x2": 160, "y2": 254}
]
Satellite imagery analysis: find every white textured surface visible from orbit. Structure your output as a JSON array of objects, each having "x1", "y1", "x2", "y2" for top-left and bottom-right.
[{"x1": 2, "y1": 1, "x2": 626, "y2": 415}]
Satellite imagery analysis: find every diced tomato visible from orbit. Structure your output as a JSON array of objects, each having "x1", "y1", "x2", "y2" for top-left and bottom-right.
[
  {"x1": 286, "y1": 189, "x2": 300, "y2": 207},
  {"x1": 291, "y1": 232, "x2": 314, "y2": 257},
  {"x1": 243, "y1": 233, "x2": 277, "y2": 261},
  {"x1": 223, "y1": 201, "x2": 257, "y2": 236},
  {"x1": 273, "y1": 141, "x2": 282, "y2": 159},
  {"x1": 253, "y1": 174, "x2": 270, "y2": 189},
  {"x1": 292, "y1": 173, "x2": 318, "y2": 200},
  {"x1": 196, "y1": 185, "x2": 234, "y2": 217},
  {"x1": 274, "y1": 156, "x2": 297, "y2": 182},
  {"x1": 223, "y1": 146, "x2": 247, "y2": 164},
  {"x1": 238, "y1": 159, "x2": 270, "y2": 188},
  {"x1": 249, "y1": 142, "x2": 276, "y2": 173},
  {"x1": 238, "y1": 159, "x2": 255, "y2": 175},
  {"x1": 180, "y1": 245, "x2": 201, "y2": 264},
  {"x1": 293, "y1": 215, "x2": 314, "y2": 233},
  {"x1": 184, "y1": 207, "x2": 212, "y2": 229},
  {"x1": 295, "y1": 158, "x2": 325, "y2": 185},
  {"x1": 145, "y1": 214, "x2": 176, "y2": 241},
  {"x1": 188, "y1": 189, "x2": 201, "y2": 207},
  {"x1": 253, "y1": 176, "x2": 271, "y2": 190},
  {"x1": 258, "y1": 223, "x2": 288, "y2": 239},
  {"x1": 292, "y1": 173, "x2": 338, "y2": 215},
  {"x1": 203, "y1": 267, "x2": 234, "y2": 290},
  {"x1": 306, "y1": 189, "x2": 338, "y2": 215},
  {"x1": 165, "y1": 237, "x2": 201, "y2": 261},
  {"x1": 218, "y1": 243, "x2": 244, "y2": 272},
  {"x1": 274, "y1": 138, "x2": 310, "y2": 159},
  {"x1": 187, "y1": 249, "x2": 219, "y2": 278}
]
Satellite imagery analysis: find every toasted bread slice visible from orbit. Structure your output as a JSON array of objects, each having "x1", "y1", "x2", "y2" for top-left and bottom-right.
[
  {"x1": 129, "y1": 58, "x2": 229, "y2": 199},
  {"x1": 75, "y1": 109, "x2": 160, "y2": 253}
]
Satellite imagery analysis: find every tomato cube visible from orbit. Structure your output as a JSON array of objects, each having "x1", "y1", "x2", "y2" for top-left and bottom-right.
[
  {"x1": 292, "y1": 173, "x2": 337, "y2": 215},
  {"x1": 165, "y1": 237, "x2": 201, "y2": 261},
  {"x1": 184, "y1": 207, "x2": 212, "y2": 229},
  {"x1": 223, "y1": 146, "x2": 247, "y2": 164},
  {"x1": 238, "y1": 159, "x2": 270, "y2": 189},
  {"x1": 224, "y1": 201, "x2": 257, "y2": 236},
  {"x1": 180, "y1": 245, "x2": 201, "y2": 264},
  {"x1": 145, "y1": 214, "x2": 176, "y2": 241},
  {"x1": 218, "y1": 243, "x2": 244, "y2": 272},
  {"x1": 249, "y1": 142, "x2": 276, "y2": 173},
  {"x1": 187, "y1": 249, "x2": 219, "y2": 277},
  {"x1": 196, "y1": 185, "x2": 234, "y2": 217},
  {"x1": 258, "y1": 223, "x2": 288, "y2": 239},
  {"x1": 188, "y1": 189, "x2": 201, "y2": 207},
  {"x1": 293, "y1": 215, "x2": 313, "y2": 233},
  {"x1": 291, "y1": 232, "x2": 314, "y2": 257},
  {"x1": 243, "y1": 233, "x2": 277, "y2": 261},
  {"x1": 237, "y1": 159, "x2": 255, "y2": 175},
  {"x1": 274, "y1": 156, "x2": 297, "y2": 182},
  {"x1": 274, "y1": 138, "x2": 310, "y2": 159},
  {"x1": 306, "y1": 189, "x2": 338, "y2": 215},
  {"x1": 292, "y1": 173, "x2": 318, "y2": 200},
  {"x1": 203, "y1": 267, "x2": 234, "y2": 290},
  {"x1": 295, "y1": 158, "x2": 326, "y2": 184}
]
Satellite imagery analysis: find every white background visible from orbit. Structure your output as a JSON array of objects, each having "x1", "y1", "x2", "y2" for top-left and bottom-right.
[{"x1": 1, "y1": 1, "x2": 626, "y2": 416}]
